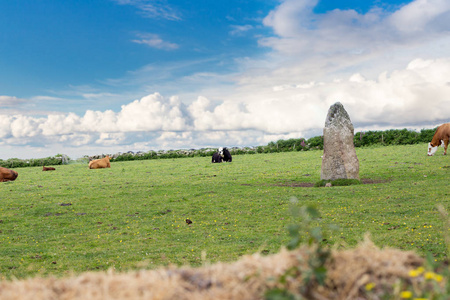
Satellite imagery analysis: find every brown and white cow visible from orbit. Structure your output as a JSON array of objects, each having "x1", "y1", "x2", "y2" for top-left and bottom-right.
[
  {"x1": 0, "y1": 167, "x2": 18, "y2": 182},
  {"x1": 89, "y1": 156, "x2": 111, "y2": 169},
  {"x1": 42, "y1": 166, "x2": 56, "y2": 171},
  {"x1": 427, "y1": 123, "x2": 450, "y2": 156}
]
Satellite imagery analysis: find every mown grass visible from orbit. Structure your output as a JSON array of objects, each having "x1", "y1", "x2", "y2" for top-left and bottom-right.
[{"x1": 0, "y1": 143, "x2": 449, "y2": 280}]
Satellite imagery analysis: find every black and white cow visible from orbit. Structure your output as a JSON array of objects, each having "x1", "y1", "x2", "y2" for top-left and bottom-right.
[
  {"x1": 212, "y1": 147, "x2": 232, "y2": 163},
  {"x1": 211, "y1": 151, "x2": 223, "y2": 163},
  {"x1": 220, "y1": 147, "x2": 232, "y2": 162}
]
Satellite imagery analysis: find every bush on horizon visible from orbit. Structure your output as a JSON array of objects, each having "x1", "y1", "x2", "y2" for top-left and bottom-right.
[
  {"x1": 0, "y1": 155, "x2": 67, "y2": 168},
  {"x1": 0, "y1": 127, "x2": 437, "y2": 167}
]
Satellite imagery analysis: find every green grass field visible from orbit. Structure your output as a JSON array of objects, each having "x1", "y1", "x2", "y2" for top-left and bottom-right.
[{"x1": 1, "y1": 143, "x2": 449, "y2": 280}]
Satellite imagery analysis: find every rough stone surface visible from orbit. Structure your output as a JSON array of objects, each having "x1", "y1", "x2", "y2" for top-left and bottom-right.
[{"x1": 321, "y1": 102, "x2": 359, "y2": 180}]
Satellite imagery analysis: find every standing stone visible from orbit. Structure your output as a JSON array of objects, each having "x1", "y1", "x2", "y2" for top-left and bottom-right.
[{"x1": 321, "y1": 102, "x2": 359, "y2": 180}]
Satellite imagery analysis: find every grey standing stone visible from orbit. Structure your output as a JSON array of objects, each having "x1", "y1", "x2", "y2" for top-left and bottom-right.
[{"x1": 321, "y1": 102, "x2": 359, "y2": 180}]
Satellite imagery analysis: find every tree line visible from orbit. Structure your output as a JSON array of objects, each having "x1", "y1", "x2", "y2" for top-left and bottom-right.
[
  {"x1": 0, "y1": 127, "x2": 437, "y2": 168},
  {"x1": 265, "y1": 127, "x2": 436, "y2": 153}
]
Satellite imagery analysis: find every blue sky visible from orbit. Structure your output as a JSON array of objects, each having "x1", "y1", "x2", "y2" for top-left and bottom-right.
[
  {"x1": 1, "y1": 0, "x2": 275, "y2": 107},
  {"x1": 1, "y1": 0, "x2": 450, "y2": 159}
]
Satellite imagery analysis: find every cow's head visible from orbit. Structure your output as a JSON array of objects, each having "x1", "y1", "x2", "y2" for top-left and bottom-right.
[
  {"x1": 428, "y1": 140, "x2": 445, "y2": 155},
  {"x1": 428, "y1": 143, "x2": 438, "y2": 156},
  {"x1": 218, "y1": 147, "x2": 224, "y2": 157},
  {"x1": 427, "y1": 141, "x2": 443, "y2": 156}
]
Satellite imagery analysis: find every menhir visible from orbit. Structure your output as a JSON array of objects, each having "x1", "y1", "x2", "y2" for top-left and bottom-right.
[{"x1": 320, "y1": 102, "x2": 359, "y2": 181}]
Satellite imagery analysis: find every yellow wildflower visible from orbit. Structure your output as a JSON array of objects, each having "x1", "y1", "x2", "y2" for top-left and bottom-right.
[
  {"x1": 409, "y1": 267, "x2": 425, "y2": 277},
  {"x1": 423, "y1": 271, "x2": 443, "y2": 282},
  {"x1": 400, "y1": 291, "x2": 413, "y2": 299},
  {"x1": 424, "y1": 272, "x2": 434, "y2": 280},
  {"x1": 433, "y1": 274, "x2": 443, "y2": 282}
]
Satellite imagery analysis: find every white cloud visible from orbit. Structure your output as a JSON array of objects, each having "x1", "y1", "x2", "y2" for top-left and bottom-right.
[
  {"x1": 0, "y1": 96, "x2": 27, "y2": 107},
  {"x1": 10, "y1": 116, "x2": 43, "y2": 138},
  {"x1": 155, "y1": 131, "x2": 193, "y2": 149},
  {"x1": 39, "y1": 113, "x2": 81, "y2": 136},
  {"x1": 113, "y1": 0, "x2": 181, "y2": 21},
  {"x1": 2, "y1": 56, "x2": 450, "y2": 159},
  {"x1": 2, "y1": 0, "x2": 450, "y2": 159},
  {"x1": 58, "y1": 133, "x2": 94, "y2": 147},
  {"x1": 0, "y1": 115, "x2": 13, "y2": 138},
  {"x1": 389, "y1": 0, "x2": 450, "y2": 33},
  {"x1": 229, "y1": 25, "x2": 254, "y2": 36},
  {"x1": 79, "y1": 110, "x2": 118, "y2": 132},
  {"x1": 81, "y1": 92, "x2": 120, "y2": 100},
  {"x1": 132, "y1": 33, "x2": 179, "y2": 50},
  {"x1": 31, "y1": 96, "x2": 66, "y2": 102},
  {"x1": 258, "y1": 0, "x2": 450, "y2": 79},
  {"x1": 116, "y1": 94, "x2": 187, "y2": 131},
  {"x1": 263, "y1": 0, "x2": 319, "y2": 37},
  {"x1": 96, "y1": 132, "x2": 127, "y2": 146}
]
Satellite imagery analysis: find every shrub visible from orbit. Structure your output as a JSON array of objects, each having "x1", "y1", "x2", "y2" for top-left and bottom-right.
[
  {"x1": 265, "y1": 203, "x2": 337, "y2": 299},
  {"x1": 0, "y1": 156, "x2": 66, "y2": 168}
]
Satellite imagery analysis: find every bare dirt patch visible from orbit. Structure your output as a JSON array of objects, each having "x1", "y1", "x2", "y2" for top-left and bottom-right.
[
  {"x1": 273, "y1": 182, "x2": 316, "y2": 187},
  {"x1": 270, "y1": 178, "x2": 391, "y2": 188},
  {"x1": 360, "y1": 178, "x2": 391, "y2": 184}
]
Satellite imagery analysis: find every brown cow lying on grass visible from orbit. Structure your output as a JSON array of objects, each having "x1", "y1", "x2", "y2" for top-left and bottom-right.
[
  {"x1": 43, "y1": 166, "x2": 56, "y2": 171},
  {"x1": 89, "y1": 156, "x2": 111, "y2": 169},
  {"x1": 0, "y1": 167, "x2": 18, "y2": 182},
  {"x1": 428, "y1": 123, "x2": 450, "y2": 156}
]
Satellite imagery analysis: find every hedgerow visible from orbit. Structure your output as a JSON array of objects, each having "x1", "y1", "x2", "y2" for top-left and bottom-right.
[
  {"x1": 0, "y1": 127, "x2": 438, "y2": 167},
  {"x1": 0, "y1": 154, "x2": 68, "y2": 168}
]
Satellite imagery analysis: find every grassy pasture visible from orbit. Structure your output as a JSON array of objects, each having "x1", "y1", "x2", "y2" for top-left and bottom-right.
[{"x1": 0, "y1": 143, "x2": 449, "y2": 280}]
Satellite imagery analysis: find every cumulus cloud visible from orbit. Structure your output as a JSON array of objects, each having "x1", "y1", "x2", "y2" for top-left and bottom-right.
[
  {"x1": 39, "y1": 113, "x2": 81, "y2": 136},
  {"x1": 263, "y1": 0, "x2": 319, "y2": 38},
  {"x1": 0, "y1": 115, "x2": 13, "y2": 138},
  {"x1": 389, "y1": 0, "x2": 450, "y2": 33},
  {"x1": 116, "y1": 94, "x2": 187, "y2": 131},
  {"x1": 58, "y1": 133, "x2": 94, "y2": 147},
  {"x1": 258, "y1": 0, "x2": 450, "y2": 81},
  {"x1": 10, "y1": 116, "x2": 43, "y2": 138},
  {"x1": 262, "y1": 0, "x2": 450, "y2": 49},
  {"x1": 2, "y1": 56, "x2": 450, "y2": 158},
  {"x1": 96, "y1": 132, "x2": 127, "y2": 146},
  {"x1": 327, "y1": 58, "x2": 450, "y2": 126},
  {"x1": 2, "y1": 0, "x2": 450, "y2": 159}
]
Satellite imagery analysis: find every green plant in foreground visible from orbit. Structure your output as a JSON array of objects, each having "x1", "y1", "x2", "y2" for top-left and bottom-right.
[
  {"x1": 371, "y1": 253, "x2": 449, "y2": 299},
  {"x1": 363, "y1": 253, "x2": 448, "y2": 300},
  {"x1": 362, "y1": 206, "x2": 450, "y2": 299},
  {"x1": 267, "y1": 204, "x2": 450, "y2": 300},
  {"x1": 266, "y1": 201, "x2": 338, "y2": 300},
  {"x1": 393, "y1": 205, "x2": 449, "y2": 300}
]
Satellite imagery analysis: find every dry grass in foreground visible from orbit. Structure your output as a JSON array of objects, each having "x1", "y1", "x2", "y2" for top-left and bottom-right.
[{"x1": 2, "y1": 237, "x2": 446, "y2": 300}]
